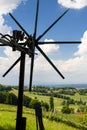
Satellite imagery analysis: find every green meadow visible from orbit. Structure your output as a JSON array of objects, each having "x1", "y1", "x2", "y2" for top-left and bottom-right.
[
  {"x1": 11, "y1": 89, "x2": 64, "y2": 110},
  {"x1": 0, "y1": 104, "x2": 78, "y2": 130},
  {"x1": 1, "y1": 86, "x2": 87, "y2": 130}
]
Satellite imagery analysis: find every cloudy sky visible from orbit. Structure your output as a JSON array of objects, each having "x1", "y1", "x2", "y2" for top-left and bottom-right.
[{"x1": 0, "y1": 0, "x2": 87, "y2": 86}]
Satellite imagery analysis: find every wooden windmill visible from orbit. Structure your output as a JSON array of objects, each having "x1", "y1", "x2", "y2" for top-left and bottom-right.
[{"x1": 0, "y1": 0, "x2": 81, "y2": 130}]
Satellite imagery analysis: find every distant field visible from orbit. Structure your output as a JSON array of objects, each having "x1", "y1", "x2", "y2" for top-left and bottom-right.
[
  {"x1": 68, "y1": 92, "x2": 87, "y2": 102},
  {"x1": 0, "y1": 104, "x2": 78, "y2": 130},
  {"x1": 11, "y1": 89, "x2": 64, "y2": 110},
  {"x1": 25, "y1": 91, "x2": 64, "y2": 109},
  {"x1": 11, "y1": 88, "x2": 87, "y2": 111},
  {"x1": 7, "y1": 88, "x2": 87, "y2": 129}
]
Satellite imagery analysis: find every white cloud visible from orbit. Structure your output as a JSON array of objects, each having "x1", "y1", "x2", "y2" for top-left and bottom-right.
[
  {"x1": 57, "y1": 0, "x2": 87, "y2": 9},
  {"x1": 0, "y1": 47, "x2": 20, "y2": 73},
  {"x1": 64, "y1": 31, "x2": 87, "y2": 66},
  {"x1": 0, "y1": 0, "x2": 27, "y2": 35},
  {"x1": 59, "y1": 30, "x2": 87, "y2": 83},
  {"x1": 0, "y1": 0, "x2": 27, "y2": 15},
  {"x1": 0, "y1": 15, "x2": 12, "y2": 34},
  {"x1": 39, "y1": 39, "x2": 59, "y2": 54},
  {"x1": 33, "y1": 30, "x2": 87, "y2": 84},
  {"x1": 74, "y1": 31, "x2": 87, "y2": 56}
]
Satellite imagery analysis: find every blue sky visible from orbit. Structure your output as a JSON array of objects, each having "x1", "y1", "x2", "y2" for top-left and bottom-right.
[{"x1": 0, "y1": 0, "x2": 87, "y2": 86}]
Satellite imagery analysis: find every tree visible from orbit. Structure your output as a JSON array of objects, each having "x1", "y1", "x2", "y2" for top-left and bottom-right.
[
  {"x1": 0, "y1": 92, "x2": 7, "y2": 103},
  {"x1": 29, "y1": 99, "x2": 41, "y2": 109},
  {"x1": 0, "y1": 84, "x2": 12, "y2": 92},
  {"x1": 6, "y1": 93, "x2": 18, "y2": 105},
  {"x1": 61, "y1": 102, "x2": 74, "y2": 114},
  {"x1": 61, "y1": 106, "x2": 71, "y2": 114},
  {"x1": 49, "y1": 96, "x2": 54, "y2": 112},
  {"x1": 41, "y1": 101, "x2": 49, "y2": 111},
  {"x1": 61, "y1": 100, "x2": 66, "y2": 105},
  {"x1": 23, "y1": 95, "x2": 31, "y2": 107}
]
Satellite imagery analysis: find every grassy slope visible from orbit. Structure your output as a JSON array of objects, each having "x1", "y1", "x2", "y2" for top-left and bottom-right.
[
  {"x1": 9, "y1": 89, "x2": 87, "y2": 128},
  {"x1": 69, "y1": 92, "x2": 87, "y2": 102},
  {"x1": 11, "y1": 89, "x2": 87, "y2": 110},
  {"x1": 11, "y1": 89, "x2": 64, "y2": 110},
  {"x1": 0, "y1": 104, "x2": 78, "y2": 130},
  {"x1": 59, "y1": 92, "x2": 87, "y2": 102}
]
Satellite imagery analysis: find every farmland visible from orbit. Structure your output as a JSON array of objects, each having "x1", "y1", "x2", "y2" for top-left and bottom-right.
[{"x1": 0, "y1": 84, "x2": 87, "y2": 129}]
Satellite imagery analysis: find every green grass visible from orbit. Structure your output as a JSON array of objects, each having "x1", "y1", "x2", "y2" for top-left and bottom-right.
[
  {"x1": 24, "y1": 91, "x2": 64, "y2": 110},
  {"x1": 0, "y1": 111, "x2": 16, "y2": 130},
  {"x1": 7, "y1": 89, "x2": 87, "y2": 129},
  {"x1": 11, "y1": 89, "x2": 87, "y2": 111},
  {"x1": 61, "y1": 92, "x2": 87, "y2": 102},
  {"x1": 11, "y1": 89, "x2": 64, "y2": 110},
  {"x1": 0, "y1": 104, "x2": 79, "y2": 130}
]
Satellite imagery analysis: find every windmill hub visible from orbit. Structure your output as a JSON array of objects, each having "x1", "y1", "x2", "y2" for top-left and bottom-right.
[
  {"x1": 26, "y1": 36, "x2": 34, "y2": 50},
  {"x1": 13, "y1": 30, "x2": 24, "y2": 42},
  {"x1": 8, "y1": 30, "x2": 35, "y2": 56}
]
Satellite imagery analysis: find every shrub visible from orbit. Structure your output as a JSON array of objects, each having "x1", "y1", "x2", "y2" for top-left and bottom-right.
[
  {"x1": 61, "y1": 106, "x2": 72, "y2": 114},
  {"x1": 23, "y1": 95, "x2": 31, "y2": 107},
  {"x1": 6, "y1": 93, "x2": 18, "y2": 105},
  {"x1": 0, "y1": 92, "x2": 7, "y2": 103},
  {"x1": 41, "y1": 101, "x2": 49, "y2": 111},
  {"x1": 29, "y1": 99, "x2": 41, "y2": 109},
  {"x1": 49, "y1": 96, "x2": 54, "y2": 112}
]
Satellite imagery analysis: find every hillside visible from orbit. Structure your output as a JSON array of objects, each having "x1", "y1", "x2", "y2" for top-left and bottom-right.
[
  {"x1": 1, "y1": 85, "x2": 87, "y2": 129},
  {"x1": 0, "y1": 104, "x2": 78, "y2": 130}
]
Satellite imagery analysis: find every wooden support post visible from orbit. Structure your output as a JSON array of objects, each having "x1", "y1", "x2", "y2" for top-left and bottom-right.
[
  {"x1": 16, "y1": 51, "x2": 26, "y2": 130},
  {"x1": 35, "y1": 106, "x2": 45, "y2": 130}
]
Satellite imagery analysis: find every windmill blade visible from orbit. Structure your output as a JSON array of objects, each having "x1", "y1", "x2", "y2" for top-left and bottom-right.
[
  {"x1": 3, "y1": 57, "x2": 21, "y2": 77},
  {"x1": 35, "y1": 44, "x2": 65, "y2": 79},
  {"x1": 2, "y1": 13, "x2": 31, "y2": 78},
  {"x1": 29, "y1": 0, "x2": 40, "y2": 91},
  {"x1": 9, "y1": 13, "x2": 30, "y2": 37},
  {"x1": 0, "y1": 33, "x2": 10, "y2": 41},
  {"x1": 38, "y1": 41, "x2": 81, "y2": 45},
  {"x1": 0, "y1": 44, "x2": 7, "y2": 46},
  {"x1": 33, "y1": 0, "x2": 39, "y2": 38},
  {"x1": 36, "y1": 9, "x2": 69, "y2": 41},
  {"x1": 29, "y1": 56, "x2": 34, "y2": 91},
  {"x1": 0, "y1": 39, "x2": 10, "y2": 46},
  {"x1": 0, "y1": 38, "x2": 11, "y2": 46}
]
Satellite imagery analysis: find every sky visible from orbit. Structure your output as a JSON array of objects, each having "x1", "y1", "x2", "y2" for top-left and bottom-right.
[{"x1": 0, "y1": 0, "x2": 87, "y2": 86}]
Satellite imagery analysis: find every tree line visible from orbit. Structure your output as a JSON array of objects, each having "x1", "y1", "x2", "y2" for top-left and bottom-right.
[{"x1": 0, "y1": 92, "x2": 49, "y2": 111}]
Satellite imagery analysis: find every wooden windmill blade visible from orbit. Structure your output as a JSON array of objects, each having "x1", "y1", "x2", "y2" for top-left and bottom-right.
[
  {"x1": 36, "y1": 9, "x2": 69, "y2": 41},
  {"x1": 3, "y1": 57, "x2": 21, "y2": 77},
  {"x1": 38, "y1": 41, "x2": 81, "y2": 45},
  {"x1": 0, "y1": 39, "x2": 10, "y2": 46},
  {"x1": 9, "y1": 13, "x2": 29, "y2": 37},
  {"x1": 29, "y1": 0, "x2": 40, "y2": 91},
  {"x1": 35, "y1": 44, "x2": 65, "y2": 79},
  {"x1": 0, "y1": 44, "x2": 6, "y2": 46},
  {"x1": 0, "y1": 33, "x2": 10, "y2": 42}
]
